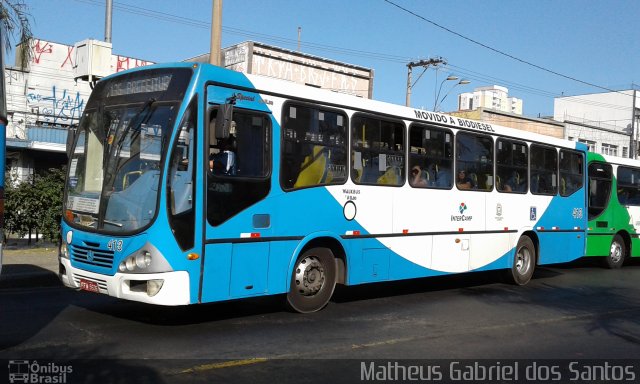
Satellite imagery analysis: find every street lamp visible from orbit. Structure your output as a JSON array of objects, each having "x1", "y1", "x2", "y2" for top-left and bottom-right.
[{"x1": 434, "y1": 77, "x2": 470, "y2": 112}]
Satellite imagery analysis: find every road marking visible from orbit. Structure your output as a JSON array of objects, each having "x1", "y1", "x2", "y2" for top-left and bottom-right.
[{"x1": 180, "y1": 358, "x2": 268, "y2": 374}]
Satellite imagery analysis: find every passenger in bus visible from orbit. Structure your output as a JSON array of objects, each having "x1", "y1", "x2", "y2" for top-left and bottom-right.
[
  {"x1": 456, "y1": 169, "x2": 472, "y2": 190},
  {"x1": 410, "y1": 165, "x2": 429, "y2": 187},
  {"x1": 210, "y1": 136, "x2": 236, "y2": 175},
  {"x1": 433, "y1": 162, "x2": 452, "y2": 188},
  {"x1": 503, "y1": 171, "x2": 520, "y2": 192}
]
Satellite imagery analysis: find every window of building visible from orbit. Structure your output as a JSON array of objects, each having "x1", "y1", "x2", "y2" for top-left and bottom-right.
[
  {"x1": 559, "y1": 149, "x2": 584, "y2": 197},
  {"x1": 351, "y1": 114, "x2": 405, "y2": 186},
  {"x1": 601, "y1": 143, "x2": 618, "y2": 157},
  {"x1": 408, "y1": 124, "x2": 453, "y2": 189},
  {"x1": 455, "y1": 132, "x2": 493, "y2": 191},
  {"x1": 623, "y1": 147, "x2": 629, "y2": 158},
  {"x1": 496, "y1": 138, "x2": 528, "y2": 193},
  {"x1": 530, "y1": 145, "x2": 557, "y2": 195},
  {"x1": 281, "y1": 103, "x2": 348, "y2": 190},
  {"x1": 578, "y1": 138, "x2": 596, "y2": 152}
]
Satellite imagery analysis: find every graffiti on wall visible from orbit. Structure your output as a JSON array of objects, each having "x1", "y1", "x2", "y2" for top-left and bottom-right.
[
  {"x1": 32, "y1": 40, "x2": 53, "y2": 64},
  {"x1": 27, "y1": 86, "x2": 85, "y2": 125},
  {"x1": 29, "y1": 39, "x2": 153, "y2": 72},
  {"x1": 116, "y1": 56, "x2": 153, "y2": 72}
]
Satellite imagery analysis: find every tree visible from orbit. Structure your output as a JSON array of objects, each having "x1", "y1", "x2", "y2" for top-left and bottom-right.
[
  {"x1": 33, "y1": 167, "x2": 65, "y2": 243},
  {"x1": 0, "y1": 0, "x2": 33, "y2": 71},
  {"x1": 1, "y1": 1, "x2": 33, "y2": 243},
  {"x1": 4, "y1": 167, "x2": 65, "y2": 245}
]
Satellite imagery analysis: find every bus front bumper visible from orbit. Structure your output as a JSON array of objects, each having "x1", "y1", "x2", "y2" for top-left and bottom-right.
[{"x1": 59, "y1": 257, "x2": 191, "y2": 305}]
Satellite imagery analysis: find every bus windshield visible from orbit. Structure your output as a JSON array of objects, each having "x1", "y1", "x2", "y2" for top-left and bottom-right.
[{"x1": 64, "y1": 68, "x2": 192, "y2": 233}]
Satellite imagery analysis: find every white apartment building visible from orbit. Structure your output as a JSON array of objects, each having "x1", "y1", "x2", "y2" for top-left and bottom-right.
[
  {"x1": 554, "y1": 90, "x2": 640, "y2": 158},
  {"x1": 458, "y1": 85, "x2": 523, "y2": 115}
]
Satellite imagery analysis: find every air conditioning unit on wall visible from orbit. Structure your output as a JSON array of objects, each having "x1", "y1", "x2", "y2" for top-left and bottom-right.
[{"x1": 73, "y1": 39, "x2": 112, "y2": 83}]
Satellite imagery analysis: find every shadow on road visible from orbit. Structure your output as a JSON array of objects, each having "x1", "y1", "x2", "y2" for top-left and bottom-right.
[{"x1": 456, "y1": 258, "x2": 640, "y2": 347}]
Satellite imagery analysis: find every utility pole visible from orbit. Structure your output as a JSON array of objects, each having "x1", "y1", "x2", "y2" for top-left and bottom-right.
[
  {"x1": 405, "y1": 57, "x2": 446, "y2": 107},
  {"x1": 632, "y1": 89, "x2": 638, "y2": 159},
  {"x1": 105, "y1": 0, "x2": 113, "y2": 43},
  {"x1": 210, "y1": 0, "x2": 222, "y2": 66}
]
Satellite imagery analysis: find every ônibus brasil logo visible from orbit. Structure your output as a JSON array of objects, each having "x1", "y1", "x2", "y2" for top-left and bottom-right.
[{"x1": 451, "y1": 202, "x2": 472, "y2": 222}]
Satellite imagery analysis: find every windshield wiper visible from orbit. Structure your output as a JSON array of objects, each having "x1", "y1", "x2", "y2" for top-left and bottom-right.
[{"x1": 103, "y1": 220, "x2": 124, "y2": 228}]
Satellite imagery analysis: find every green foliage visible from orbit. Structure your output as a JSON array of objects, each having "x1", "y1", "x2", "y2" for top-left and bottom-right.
[
  {"x1": 4, "y1": 167, "x2": 65, "y2": 244},
  {"x1": 0, "y1": 0, "x2": 34, "y2": 69}
]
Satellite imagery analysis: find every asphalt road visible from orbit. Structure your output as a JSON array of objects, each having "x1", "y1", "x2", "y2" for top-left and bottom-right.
[{"x1": 1, "y1": 252, "x2": 640, "y2": 383}]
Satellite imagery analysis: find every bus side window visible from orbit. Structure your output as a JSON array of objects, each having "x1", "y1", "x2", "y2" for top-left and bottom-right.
[
  {"x1": 408, "y1": 124, "x2": 453, "y2": 189},
  {"x1": 530, "y1": 145, "x2": 558, "y2": 196},
  {"x1": 168, "y1": 98, "x2": 196, "y2": 250},
  {"x1": 280, "y1": 103, "x2": 347, "y2": 190},
  {"x1": 455, "y1": 132, "x2": 493, "y2": 192},
  {"x1": 351, "y1": 114, "x2": 405, "y2": 187},
  {"x1": 559, "y1": 149, "x2": 583, "y2": 197},
  {"x1": 496, "y1": 139, "x2": 528, "y2": 193}
]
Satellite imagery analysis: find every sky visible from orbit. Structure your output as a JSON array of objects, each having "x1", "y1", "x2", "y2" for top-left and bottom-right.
[{"x1": 12, "y1": 0, "x2": 640, "y2": 117}]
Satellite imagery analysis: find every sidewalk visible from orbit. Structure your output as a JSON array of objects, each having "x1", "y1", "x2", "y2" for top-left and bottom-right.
[{"x1": 0, "y1": 243, "x2": 61, "y2": 289}]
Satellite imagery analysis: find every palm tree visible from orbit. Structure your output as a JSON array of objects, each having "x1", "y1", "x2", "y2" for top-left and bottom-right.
[
  {"x1": 1, "y1": 0, "x2": 33, "y2": 234},
  {"x1": 0, "y1": 0, "x2": 33, "y2": 71}
]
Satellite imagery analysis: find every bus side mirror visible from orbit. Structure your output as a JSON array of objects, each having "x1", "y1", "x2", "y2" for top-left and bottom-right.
[
  {"x1": 215, "y1": 103, "x2": 234, "y2": 139},
  {"x1": 66, "y1": 125, "x2": 78, "y2": 158}
]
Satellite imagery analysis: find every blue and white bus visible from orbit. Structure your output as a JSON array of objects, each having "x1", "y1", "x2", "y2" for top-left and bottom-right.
[{"x1": 59, "y1": 63, "x2": 587, "y2": 312}]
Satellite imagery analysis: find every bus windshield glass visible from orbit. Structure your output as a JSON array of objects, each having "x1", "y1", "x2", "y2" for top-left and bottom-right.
[{"x1": 64, "y1": 68, "x2": 192, "y2": 233}]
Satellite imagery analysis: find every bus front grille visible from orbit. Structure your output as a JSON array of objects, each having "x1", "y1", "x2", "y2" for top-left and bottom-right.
[{"x1": 71, "y1": 244, "x2": 115, "y2": 269}]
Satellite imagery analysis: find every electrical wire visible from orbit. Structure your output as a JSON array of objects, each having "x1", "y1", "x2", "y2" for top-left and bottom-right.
[
  {"x1": 382, "y1": 0, "x2": 631, "y2": 97},
  {"x1": 67, "y1": 0, "x2": 636, "y2": 114}
]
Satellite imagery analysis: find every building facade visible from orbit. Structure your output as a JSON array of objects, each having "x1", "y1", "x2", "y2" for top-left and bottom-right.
[
  {"x1": 4, "y1": 39, "x2": 375, "y2": 184},
  {"x1": 4, "y1": 38, "x2": 153, "y2": 182},
  {"x1": 187, "y1": 41, "x2": 375, "y2": 99},
  {"x1": 554, "y1": 90, "x2": 640, "y2": 158},
  {"x1": 450, "y1": 107, "x2": 564, "y2": 139},
  {"x1": 458, "y1": 85, "x2": 523, "y2": 115}
]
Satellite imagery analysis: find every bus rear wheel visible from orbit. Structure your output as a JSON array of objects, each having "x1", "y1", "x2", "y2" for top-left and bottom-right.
[
  {"x1": 286, "y1": 247, "x2": 337, "y2": 313},
  {"x1": 506, "y1": 236, "x2": 535, "y2": 286},
  {"x1": 603, "y1": 234, "x2": 626, "y2": 269}
]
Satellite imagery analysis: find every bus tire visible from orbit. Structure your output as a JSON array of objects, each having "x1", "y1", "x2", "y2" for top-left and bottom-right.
[
  {"x1": 286, "y1": 247, "x2": 337, "y2": 313},
  {"x1": 506, "y1": 236, "x2": 535, "y2": 286},
  {"x1": 603, "y1": 234, "x2": 626, "y2": 269}
]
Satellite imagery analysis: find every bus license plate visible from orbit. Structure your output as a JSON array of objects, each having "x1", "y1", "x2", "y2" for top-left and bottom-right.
[{"x1": 79, "y1": 279, "x2": 100, "y2": 293}]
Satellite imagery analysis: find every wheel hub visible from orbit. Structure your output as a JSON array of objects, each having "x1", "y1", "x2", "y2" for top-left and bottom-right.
[
  {"x1": 516, "y1": 247, "x2": 531, "y2": 275},
  {"x1": 610, "y1": 243, "x2": 622, "y2": 263},
  {"x1": 294, "y1": 256, "x2": 325, "y2": 296}
]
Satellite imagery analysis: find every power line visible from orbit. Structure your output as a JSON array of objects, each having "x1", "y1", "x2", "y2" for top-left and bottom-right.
[
  {"x1": 382, "y1": 0, "x2": 630, "y2": 97},
  {"x1": 68, "y1": 0, "x2": 632, "y2": 113}
]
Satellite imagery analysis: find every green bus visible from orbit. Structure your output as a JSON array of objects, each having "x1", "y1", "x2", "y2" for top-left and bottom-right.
[{"x1": 587, "y1": 152, "x2": 640, "y2": 268}]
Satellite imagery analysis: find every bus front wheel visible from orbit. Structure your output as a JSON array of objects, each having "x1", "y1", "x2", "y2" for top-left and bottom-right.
[
  {"x1": 506, "y1": 236, "x2": 535, "y2": 286},
  {"x1": 286, "y1": 247, "x2": 337, "y2": 313},
  {"x1": 603, "y1": 234, "x2": 626, "y2": 269}
]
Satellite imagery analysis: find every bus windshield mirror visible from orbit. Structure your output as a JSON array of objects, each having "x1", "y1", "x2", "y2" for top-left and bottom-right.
[
  {"x1": 66, "y1": 124, "x2": 78, "y2": 158},
  {"x1": 215, "y1": 103, "x2": 234, "y2": 139}
]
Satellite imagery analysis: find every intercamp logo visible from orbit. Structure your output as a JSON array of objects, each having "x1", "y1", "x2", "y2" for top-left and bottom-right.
[
  {"x1": 8, "y1": 360, "x2": 73, "y2": 384},
  {"x1": 451, "y1": 202, "x2": 472, "y2": 222}
]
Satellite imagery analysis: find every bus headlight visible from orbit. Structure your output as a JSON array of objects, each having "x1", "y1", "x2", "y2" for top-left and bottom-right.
[
  {"x1": 60, "y1": 242, "x2": 69, "y2": 259},
  {"x1": 147, "y1": 279, "x2": 164, "y2": 296},
  {"x1": 125, "y1": 257, "x2": 136, "y2": 271},
  {"x1": 135, "y1": 252, "x2": 152, "y2": 269},
  {"x1": 119, "y1": 251, "x2": 154, "y2": 272}
]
